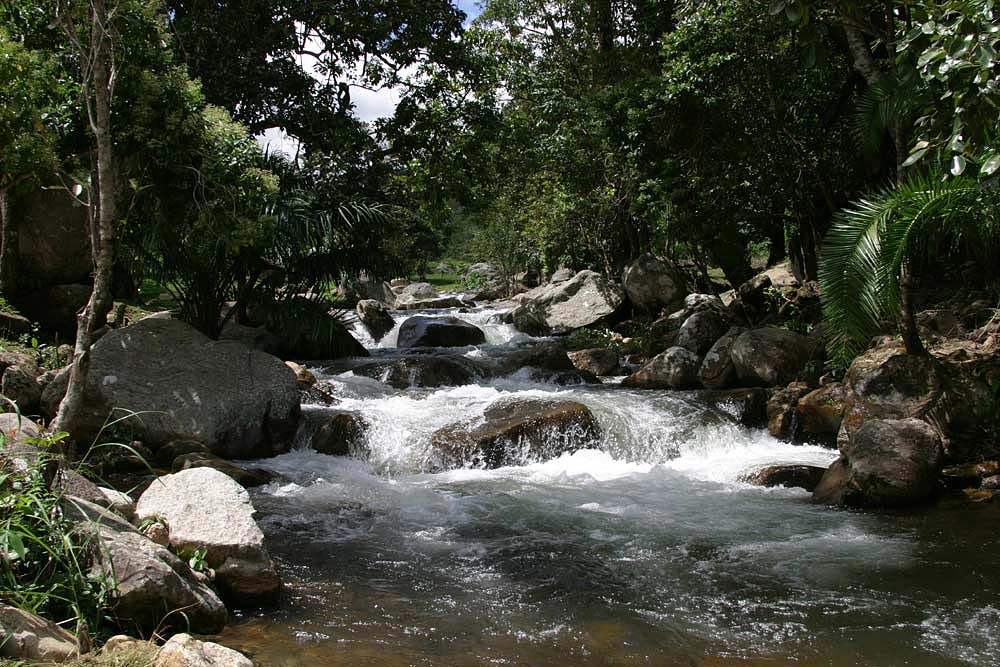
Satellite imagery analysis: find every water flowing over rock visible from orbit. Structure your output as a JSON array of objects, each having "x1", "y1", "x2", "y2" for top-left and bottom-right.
[
  {"x1": 567, "y1": 348, "x2": 620, "y2": 376},
  {"x1": 430, "y1": 398, "x2": 600, "y2": 470},
  {"x1": 335, "y1": 355, "x2": 478, "y2": 389},
  {"x1": 154, "y1": 633, "x2": 253, "y2": 667},
  {"x1": 397, "y1": 316, "x2": 486, "y2": 348},
  {"x1": 621, "y1": 347, "x2": 701, "y2": 389},
  {"x1": 767, "y1": 382, "x2": 811, "y2": 441},
  {"x1": 356, "y1": 299, "x2": 395, "y2": 341},
  {"x1": 72, "y1": 499, "x2": 227, "y2": 633},
  {"x1": 0, "y1": 605, "x2": 78, "y2": 662},
  {"x1": 813, "y1": 418, "x2": 944, "y2": 507},
  {"x1": 74, "y1": 318, "x2": 301, "y2": 459},
  {"x1": 699, "y1": 326, "x2": 746, "y2": 389},
  {"x1": 510, "y1": 270, "x2": 624, "y2": 336},
  {"x1": 730, "y1": 327, "x2": 814, "y2": 387},
  {"x1": 136, "y1": 467, "x2": 281, "y2": 606},
  {"x1": 740, "y1": 464, "x2": 827, "y2": 492},
  {"x1": 306, "y1": 409, "x2": 368, "y2": 456},
  {"x1": 622, "y1": 254, "x2": 687, "y2": 314}
]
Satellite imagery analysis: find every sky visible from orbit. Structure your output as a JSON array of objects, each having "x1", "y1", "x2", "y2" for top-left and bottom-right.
[{"x1": 259, "y1": 1, "x2": 484, "y2": 154}]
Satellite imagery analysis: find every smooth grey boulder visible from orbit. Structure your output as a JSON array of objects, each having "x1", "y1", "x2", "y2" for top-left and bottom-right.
[
  {"x1": 397, "y1": 315, "x2": 486, "y2": 348},
  {"x1": 813, "y1": 418, "x2": 944, "y2": 507},
  {"x1": 621, "y1": 346, "x2": 701, "y2": 389},
  {"x1": 136, "y1": 468, "x2": 280, "y2": 606},
  {"x1": 622, "y1": 254, "x2": 686, "y2": 314},
  {"x1": 676, "y1": 309, "x2": 730, "y2": 357},
  {"x1": 0, "y1": 605, "x2": 78, "y2": 662},
  {"x1": 567, "y1": 348, "x2": 620, "y2": 376},
  {"x1": 731, "y1": 327, "x2": 813, "y2": 387},
  {"x1": 510, "y1": 270, "x2": 624, "y2": 336},
  {"x1": 74, "y1": 318, "x2": 300, "y2": 459},
  {"x1": 154, "y1": 633, "x2": 253, "y2": 667}
]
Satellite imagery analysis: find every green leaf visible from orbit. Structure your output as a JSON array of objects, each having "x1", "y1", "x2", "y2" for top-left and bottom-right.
[
  {"x1": 918, "y1": 47, "x2": 946, "y2": 67},
  {"x1": 952, "y1": 155, "x2": 968, "y2": 176},
  {"x1": 0, "y1": 529, "x2": 27, "y2": 560},
  {"x1": 768, "y1": 0, "x2": 786, "y2": 15}
]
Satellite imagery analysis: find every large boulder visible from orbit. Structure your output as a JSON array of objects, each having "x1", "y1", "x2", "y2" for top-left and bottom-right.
[
  {"x1": 699, "y1": 326, "x2": 746, "y2": 389},
  {"x1": 731, "y1": 327, "x2": 814, "y2": 387},
  {"x1": 136, "y1": 468, "x2": 281, "y2": 606},
  {"x1": 1, "y1": 364, "x2": 41, "y2": 413},
  {"x1": 13, "y1": 184, "x2": 93, "y2": 286},
  {"x1": 154, "y1": 633, "x2": 252, "y2": 667},
  {"x1": 510, "y1": 270, "x2": 624, "y2": 336},
  {"x1": 397, "y1": 316, "x2": 486, "y2": 348},
  {"x1": 834, "y1": 344, "x2": 994, "y2": 461},
  {"x1": 699, "y1": 388, "x2": 769, "y2": 429},
  {"x1": 550, "y1": 267, "x2": 575, "y2": 284},
  {"x1": 675, "y1": 309, "x2": 730, "y2": 357},
  {"x1": 797, "y1": 382, "x2": 848, "y2": 445},
  {"x1": 73, "y1": 500, "x2": 227, "y2": 633},
  {"x1": 430, "y1": 399, "x2": 601, "y2": 470},
  {"x1": 493, "y1": 340, "x2": 577, "y2": 376},
  {"x1": 39, "y1": 365, "x2": 71, "y2": 421},
  {"x1": 813, "y1": 418, "x2": 944, "y2": 508},
  {"x1": 74, "y1": 318, "x2": 301, "y2": 459},
  {"x1": 337, "y1": 356, "x2": 477, "y2": 389},
  {"x1": 0, "y1": 606, "x2": 78, "y2": 662},
  {"x1": 622, "y1": 254, "x2": 686, "y2": 314},
  {"x1": 16, "y1": 283, "x2": 91, "y2": 339},
  {"x1": 339, "y1": 278, "x2": 396, "y2": 308},
  {"x1": 621, "y1": 347, "x2": 701, "y2": 389},
  {"x1": 356, "y1": 299, "x2": 395, "y2": 342},
  {"x1": 568, "y1": 348, "x2": 620, "y2": 376}
]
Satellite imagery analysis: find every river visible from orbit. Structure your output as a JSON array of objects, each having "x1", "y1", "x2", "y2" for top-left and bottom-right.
[{"x1": 211, "y1": 304, "x2": 1000, "y2": 667}]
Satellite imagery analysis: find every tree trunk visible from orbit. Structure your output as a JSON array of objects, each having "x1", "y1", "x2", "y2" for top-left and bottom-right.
[
  {"x1": 0, "y1": 188, "x2": 17, "y2": 298},
  {"x1": 52, "y1": 0, "x2": 118, "y2": 443},
  {"x1": 899, "y1": 259, "x2": 926, "y2": 356}
]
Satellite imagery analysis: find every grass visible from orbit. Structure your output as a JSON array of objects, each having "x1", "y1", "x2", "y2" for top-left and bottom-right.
[{"x1": 419, "y1": 273, "x2": 467, "y2": 293}]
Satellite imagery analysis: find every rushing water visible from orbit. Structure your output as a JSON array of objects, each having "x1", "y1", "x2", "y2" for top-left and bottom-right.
[{"x1": 213, "y1": 305, "x2": 1000, "y2": 667}]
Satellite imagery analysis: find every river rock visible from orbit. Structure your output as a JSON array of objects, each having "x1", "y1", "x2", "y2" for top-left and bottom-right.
[
  {"x1": 550, "y1": 267, "x2": 575, "y2": 283},
  {"x1": 15, "y1": 283, "x2": 92, "y2": 339},
  {"x1": 397, "y1": 316, "x2": 486, "y2": 348},
  {"x1": 0, "y1": 605, "x2": 78, "y2": 662},
  {"x1": 135, "y1": 467, "x2": 281, "y2": 606},
  {"x1": 699, "y1": 326, "x2": 746, "y2": 389},
  {"x1": 342, "y1": 356, "x2": 477, "y2": 389},
  {"x1": 431, "y1": 399, "x2": 600, "y2": 470},
  {"x1": 510, "y1": 270, "x2": 624, "y2": 336},
  {"x1": 1, "y1": 364, "x2": 41, "y2": 413},
  {"x1": 38, "y1": 365, "x2": 70, "y2": 421},
  {"x1": 797, "y1": 382, "x2": 847, "y2": 445},
  {"x1": 740, "y1": 464, "x2": 827, "y2": 492},
  {"x1": 941, "y1": 461, "x2": 1000, "y2": 488},
  {"x1": 621, "y1": 347, "x2": 701, "y2": 389},
  {"x1": 396, "y1": 296, "x2": 468, "y2": 311},
  {"x1": 622, "y1": 254, "x2": 686, "y2": 314},
  {"x1": 676, "y1": 309, "x2": 729, "y2": 357},
  {"x1": 285, "y1": 361, "x2": 316, "y2": 387},
  {"x1": 73, "y1": 318, "x2": 300, "y2": 459},
  {"x1": 307, "y1": 409, "x2": 368, "y2": 456},
  {"x1": 74, "y1": 499, "x2": 227, "y2": 633},
  {"x1": 767, "y1": 382, "x2": 811, "y2": 441},
  {"x1": 154, "y1": 439, "x2": 212, "y2": 467},
  {"x1": 813, "y1": 418, "x2": 944, "y2": 508},
  {"x1": 699, "y1": 388, "x2": 769, "y2": 429},
  {"x1": 154, "y1": 633, "x2": 252, "y2": 667},
  {"x1": 356, "y1": 299, "x2": 395, "y2": 341},
  {"x1": 731, "y1": 327, "x2": 814, "y2": 387},
  {"x1": 568, "y1": 348, "x2": 620, "y2": 376},
  {"x1": 171, "y1": 453, "x2": 279, "y2": 488}
]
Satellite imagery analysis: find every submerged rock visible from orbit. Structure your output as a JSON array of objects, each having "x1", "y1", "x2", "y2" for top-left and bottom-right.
[
  {"x1": 621, "y1": 346, "x2": 701, "y2": 389},
  {"x1": 397, "y1": 315, "x2": 486, "y2": 348},
  {"x1": 307, "y1": 409, "x2": 368, "y2": 456},
  {"x1": 740, "y1": 464, "x2": 827, "y2": 492},
  {"x1": 136, "y1": 468, "x2": 281, "y2": 606},
  {"x1": 430, "y1": 398, "x2": 601, "y2": 470}
]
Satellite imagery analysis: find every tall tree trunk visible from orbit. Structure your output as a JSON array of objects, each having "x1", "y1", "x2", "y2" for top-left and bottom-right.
[
  {"x1": 52, "y1": 0, "x2": 118, "y2": 442},
  {"x1": 0, "y1": 188, "x2": 17, "y2": 298}
]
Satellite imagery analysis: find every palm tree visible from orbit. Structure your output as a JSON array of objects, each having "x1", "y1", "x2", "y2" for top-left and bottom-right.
[{"x1": 819, "y1": 173, "x2": 1000, "y2": 366}]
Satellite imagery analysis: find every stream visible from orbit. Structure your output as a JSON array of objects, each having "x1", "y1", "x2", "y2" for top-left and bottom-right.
[{"x1": 211, "y1": 303, "x2": 1000, "y2": 667}]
